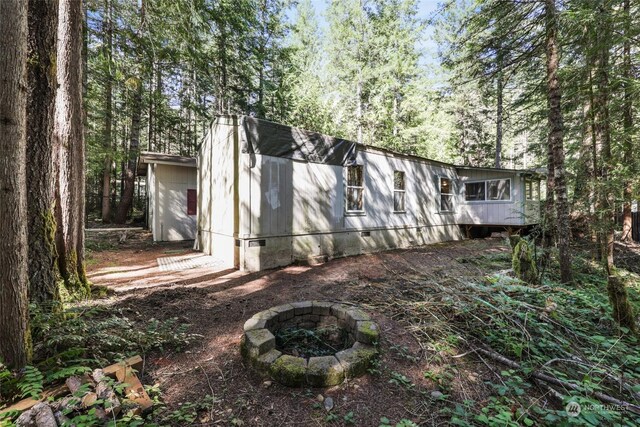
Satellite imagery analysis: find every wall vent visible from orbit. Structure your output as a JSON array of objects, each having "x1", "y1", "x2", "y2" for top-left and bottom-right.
[
  {"x1": 248, "y1": 239, "x2": 266, "y2": 247},
  {"x1": 361, "y1": 231, "x2": 371, "y2": 237}
]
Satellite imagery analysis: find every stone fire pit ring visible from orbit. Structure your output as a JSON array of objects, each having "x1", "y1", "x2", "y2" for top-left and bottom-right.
[{"x1": 241, "y1": 301, "x2": 379, "y2": 387}]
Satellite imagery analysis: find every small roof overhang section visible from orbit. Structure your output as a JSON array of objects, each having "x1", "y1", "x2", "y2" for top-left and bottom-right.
[{"x1": 137, "y1": 151, "x2": 197, "y2": 176}]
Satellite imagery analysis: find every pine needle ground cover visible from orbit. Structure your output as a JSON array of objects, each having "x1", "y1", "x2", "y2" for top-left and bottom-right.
[{"x1": 6, "y1": 237, "x2": 639, "y2": 426}]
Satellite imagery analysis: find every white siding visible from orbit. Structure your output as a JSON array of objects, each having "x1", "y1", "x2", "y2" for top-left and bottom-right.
[
  {"x1": 236, "y1": 144, "x2": 463, "y2": 271},
  {"x1": 456, "y1": 169, "x2": 541, "y2": 226},
  {"x1": 197, "y1": 116, "x2": 238, "y2": 268},
  {"x1": 147, "y1": 164, "x2": 155, "y2": 240},
  {"x1": 153, "y1": 164, "x2": 197, "y2": 241},
  {"x1": 197, "y1": 116, "x2": 542, "y2": 272}
]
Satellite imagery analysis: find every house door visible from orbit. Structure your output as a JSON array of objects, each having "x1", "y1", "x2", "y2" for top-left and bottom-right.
[{"x1": 158, "y1": 182, "x2": 197, "y2": 241}]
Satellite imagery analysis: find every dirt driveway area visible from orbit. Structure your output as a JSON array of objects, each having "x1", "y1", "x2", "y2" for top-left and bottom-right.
[{"x1": 86, "y1": 231, "x2": 512, "y2": 426}]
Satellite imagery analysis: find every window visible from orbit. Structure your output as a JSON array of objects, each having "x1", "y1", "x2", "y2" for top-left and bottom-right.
[
  {"x1": 463, "y1": 179, "x2": 512, "y2": 202},
  {"x1": 346, "y1": 165, "x2": 364, "y2": 212},
  {"x1": 465, "y1": 182, "x2": 485, "y2": 201},
  {"x1": 187, "y1": 189, "x2": 197, "y2": 215},
  {"x1": 440, "y1": 177, "x2": 453, "y2": 211},
  {"x1": 525, "y1": 180, "x2": 539, "y2": 201},
  {"x1": 393, "y1": 171, "x2": 405, "y2": 212},
  {"x1": 487, "y1": 179, "x2": 510, "y2": 200}
]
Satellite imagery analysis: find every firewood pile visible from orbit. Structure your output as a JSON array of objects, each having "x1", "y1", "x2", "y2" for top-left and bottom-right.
[{"x1": 2, "y1": 356, "x2": 152, "y2": 427}]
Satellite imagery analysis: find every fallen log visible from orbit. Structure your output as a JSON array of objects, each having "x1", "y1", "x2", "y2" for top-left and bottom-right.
[
  {"x1": 0, "y1": 384, "x2": 68, "y2": 416},
  {"x1": 64, "y1": 376, "x2": 84, "y2": 394},
  {"x1": 93, "y1": 368, "x2": 121, "y2": 416},
  {"x1": 0, "y1": 354, "x2": 145, "y2": 415},
  {"x1": 15, "y1": 402, "x2": 56, "y2": 427},
  {"x1": 474, "y1": 347, "x2": 640, "y2": 415}
]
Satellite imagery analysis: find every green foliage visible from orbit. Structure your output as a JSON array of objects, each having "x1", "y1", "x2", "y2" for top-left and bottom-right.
[
  {"x1": 379, "y1": 417, "x2": 418, "y2": 427},
  {"x1": 325, "y1": 412, "x2": 340, "y2": 423},
  {"x1": 1, "y1": 305, "x2": 195, "y2": 414},
  {"x1": 510, "y1": 237, "x2": 539, "y2": 284},
  {"x1": 424, "y1": 368, "x2": 455, "y2": 393},
  {"x1": 16, "y1": 366, "x2": 43, "y2": 399},
  {"x1": 343, "y1": 411, "x2": 355, "y2": 424},
  {"x1": 145, "y1": 394, "x2": 219, "y2": 426},
  {"x1": 389, "y1": 371, "x2": 414, "y2": 389},
  {"x1": 447, "y1": 259, "x2": 640, "y2": 425},
  {"x1": 366, "y1": 243, "x2": 640, "y2": 426},
  {"x1": 390, "y1": 344, "x2": 418, "y2": 362},
  {"x1": 30, "y1": 305, "x2": 197, "y2": 368}
]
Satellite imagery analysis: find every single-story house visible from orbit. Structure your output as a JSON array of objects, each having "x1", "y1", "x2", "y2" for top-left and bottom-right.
[
  {"x1": 192, "y1": 115, "x2": 544, "y2": 272},
  {"x1": 138, "y1": 151, "x2": 197, "y2": 241}
]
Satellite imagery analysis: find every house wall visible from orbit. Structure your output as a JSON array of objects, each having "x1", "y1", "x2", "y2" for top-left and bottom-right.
[
  {"x1": 152, "y1": 163, "x2": 197, "y2": 241},
  {"x1": 456, "y1": 169, "x2": 540, "y2": 226},
  {"x1": 236, "y1": 144, "x2": 464, "y2": 272},
  {"x1": 195, "y1": 116, "x2": 544, "y2": 272},
  {"x1": 148, "y1": 164, "x2": 155, "y2": 240},
  {"x1": 197, "y1": 116, "x2": 238, "y2": 268}
]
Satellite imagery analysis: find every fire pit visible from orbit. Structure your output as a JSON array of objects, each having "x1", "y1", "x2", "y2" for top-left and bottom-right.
[{"x1": 241, "y1": 301, "x2": 379, "y2": 387}]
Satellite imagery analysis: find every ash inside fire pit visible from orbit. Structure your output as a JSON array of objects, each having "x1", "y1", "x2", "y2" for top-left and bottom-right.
[{"x1": 275, "y1": 324, "x2": 354, "y2": 358}]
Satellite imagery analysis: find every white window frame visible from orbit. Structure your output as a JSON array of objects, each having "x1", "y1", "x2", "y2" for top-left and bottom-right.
[
  {"x1": 463, "y1": 178, "x2": 512, "y2": 203},
  {"x1": 345, "y1": 164, "x2": 365, "y2": 214},
  {"x1": 393, "y1": 170, "x2": 406, "y2": 213},
  {"x1": 439, "y1": 176, "x2": 454, "y2": 212}
]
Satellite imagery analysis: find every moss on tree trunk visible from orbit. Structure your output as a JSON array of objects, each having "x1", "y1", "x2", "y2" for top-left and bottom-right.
[
  {"x1": 510, "y1": 236, "x2": 538, "y2": 284},
  {"x1": 606, "y1": 275, "x2": 636, "y2": 334}
]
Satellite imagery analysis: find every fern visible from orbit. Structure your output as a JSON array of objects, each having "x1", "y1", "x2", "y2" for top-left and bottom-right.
[
  {"x1": 17, "y1": 366, "x2": 44, "y2": 399},
  {"x1": 45, "y1": 366, "x2": 91, "y2": 383}
]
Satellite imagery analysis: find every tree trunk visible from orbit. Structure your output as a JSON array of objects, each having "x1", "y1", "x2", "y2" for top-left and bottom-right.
[
  {"x1": 495, "y1": 53, "x2": 503, "y2": 169},
  {"x1": 392, "y1": 88, "x2": 399, "y2": 138},
  {"x1": 544, "y1": 0, "x2": 572, "y2": 283},
  {"x1": 621, "y1": 0, "x2": 633, "y2": 242},
  {"x1": 0, "y1": 0, "x2": 31, "y2": 368},
  {"x1": 26, "y1": 0, "x2": 60, "y2": 305},
  {"x1": 155, "y1": 64, "x2": 162, "y2": 151},
  {"x1": 148, "y1": 61, "x2": 154, "y2": 151},
  {"x1": 218, "y1": 28, "x2": 228, "y2": 114},
  {"x1": 54, "y1": 0, "x2": 89, "y2": 297},
  {"x1": 573, "y1": 100, "x2": 593, "y2": 206},
  {"x1": 607, "y1": 275, "x2": 637, "y2": 334},
  {"x1": 101, "y1": 0, "x2": 113, "y2": 223},
  {"x1": 593, "y1": 4, "x2": 614, "y2": 273},
  {"x1": 543, "y1": 122, "x2": 556, "y2": 250},
  {"x1": 115, "y1": 0, "x2": 144, "y2": 224},
  {"x1": 356, "y1": 79, "x2": 363, "y2": 144},
  {"x1": 114, "y1": 80, "x2": 142, "y2": 224},
  {"x1": 591, "y1": 3, "x2": 631, "y2": 329}
]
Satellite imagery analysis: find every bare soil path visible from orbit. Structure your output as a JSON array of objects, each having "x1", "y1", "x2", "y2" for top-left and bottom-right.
[{"x1": 86, "y1": 232, "x2": 512, "y2": 426}]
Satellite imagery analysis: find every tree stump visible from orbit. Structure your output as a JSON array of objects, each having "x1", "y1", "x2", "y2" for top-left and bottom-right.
[{"x1": 510, "y1": 236, "x2": 538, "y2": 284}]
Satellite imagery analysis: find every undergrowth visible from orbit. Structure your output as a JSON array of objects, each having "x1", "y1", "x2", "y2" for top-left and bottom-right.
[
  {"x1": 359, "y1": 243, "x2": 640, "y2": 426},
  {"x1": 0, "y1": 305, "x2": 198, "y2": 425}
]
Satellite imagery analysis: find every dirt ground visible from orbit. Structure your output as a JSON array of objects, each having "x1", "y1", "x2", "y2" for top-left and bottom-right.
[{"x1": 84, "y1": 232, "x2": 519, "y2": 426}]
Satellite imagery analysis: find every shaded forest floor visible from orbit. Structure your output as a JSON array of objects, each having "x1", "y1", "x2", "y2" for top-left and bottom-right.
[{"x1": 76, "y1": 234, "x2": 640, "y2": 425}]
